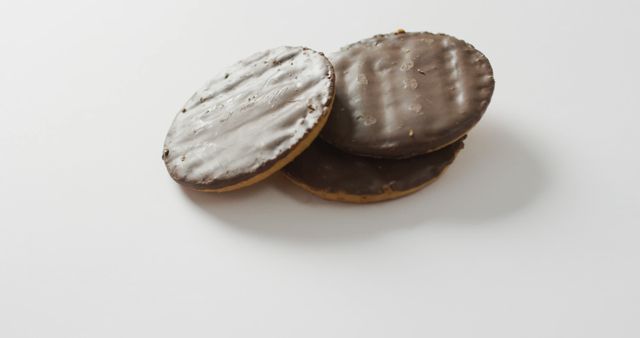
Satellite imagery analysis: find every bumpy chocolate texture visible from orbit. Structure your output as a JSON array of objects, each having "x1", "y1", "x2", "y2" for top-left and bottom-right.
[
  {"x1": 321, "y1": 31, "x2": 494, "y2": 158},
  {"x1": 163, "y1": 46, "x2": 335, "y2": 191},
  {"x1": 283, "y1": 139, "x2": 464, "y2": 203}
]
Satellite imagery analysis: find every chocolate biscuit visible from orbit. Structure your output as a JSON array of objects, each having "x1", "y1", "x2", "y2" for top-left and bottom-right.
[
  {"x1": 163, "y1": 46, "x2": 335, "y2": 191},
  {"x1": 321, "y1": 31, "x2": 493, "y2": 158},
  {"x1": 283, "y1": 138, "x2": 465, "y2": 203}
]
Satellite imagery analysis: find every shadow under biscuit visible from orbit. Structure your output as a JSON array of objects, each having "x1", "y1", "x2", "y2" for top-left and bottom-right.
[{"x1": 182, "y1": 120, "x2": 548, "y2": 243}]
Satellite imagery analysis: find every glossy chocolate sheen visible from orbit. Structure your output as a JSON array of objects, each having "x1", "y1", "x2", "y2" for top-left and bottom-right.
[
  {"x1": 283, "y1": 138, "x2": 464, "y2": 201},
  {"x1": 321, "y1": 31, "x2": 494, "y2": 158},
  {"x1": 163, "y1": 46, "x2": 335, "y2": 191}
]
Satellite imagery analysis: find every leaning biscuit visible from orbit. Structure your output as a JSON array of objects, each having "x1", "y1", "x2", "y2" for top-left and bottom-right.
[
  {"x1": 163, "y1": 46, "x2": 335, "y2": 192},
  {"x1": 321, "y1": 31, "x2": 494, "y2": 159},
  {"x1": 282, "y1": 138, "x2": 465, "y2": 203}
]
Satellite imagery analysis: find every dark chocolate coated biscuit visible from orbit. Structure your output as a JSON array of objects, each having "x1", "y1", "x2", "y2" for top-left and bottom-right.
[
  {"x1": 282, "y1": 138, "x2": 465, "y2": 203},
  {"x1": 321, "y1": 31, "x2": 493, "y2": 158},
  {"x1": 163, "y1": 46, "x2": 335, "y2": 191}
]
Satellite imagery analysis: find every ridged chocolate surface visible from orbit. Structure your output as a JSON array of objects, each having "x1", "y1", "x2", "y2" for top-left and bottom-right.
[
  {"x1": 321, "y1": 31, "x2": 493, "y2": 158},
  {"x1": 163, "y1": 46, "x2": 335, "y2": 190},
  {"x1": 283, "y1": 138, "x2": 464, "y2": 197}
]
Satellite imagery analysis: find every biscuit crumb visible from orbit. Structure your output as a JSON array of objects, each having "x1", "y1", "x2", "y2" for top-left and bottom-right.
[
  {"x1": 357, "y1": 74, "x2": 368, "y2": 85},
  {"x1": 400, "y1": 60, "x2": 414, "y2": 71},
  {"x1": 409, "y1": 129, "x2": 414, "y2": 137},
  {"x1": 362, "y1": 115, "x2": 377, "y2": 126},
  {"x1": 395, "y1": 28, "x2": 406, "y2": 34}
]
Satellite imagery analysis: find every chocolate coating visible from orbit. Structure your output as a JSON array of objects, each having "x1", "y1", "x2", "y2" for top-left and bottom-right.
[
  {"x1": 321, "y1": 31, "x2": 494, "y2": 158},
  {"x1": 283, "y1": 138, "x2": 464, "y2": 203},
  {"x1": 163, "y1": 46, "x2": 335, "y2": 191}
]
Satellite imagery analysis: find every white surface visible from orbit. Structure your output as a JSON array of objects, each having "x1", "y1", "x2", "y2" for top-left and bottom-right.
[{"x1": 1, "y1": 0, "x2": 639, "y2": 337}]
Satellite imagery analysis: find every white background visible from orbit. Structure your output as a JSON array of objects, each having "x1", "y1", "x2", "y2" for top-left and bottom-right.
[{"x1": 1, "y1": 0, "x2": 639, "y2": 337}]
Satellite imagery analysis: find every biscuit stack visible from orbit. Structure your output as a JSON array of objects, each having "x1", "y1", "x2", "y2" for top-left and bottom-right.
[{"x1": 162, "y1": 30, "x2": 494, "y2": 203}]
